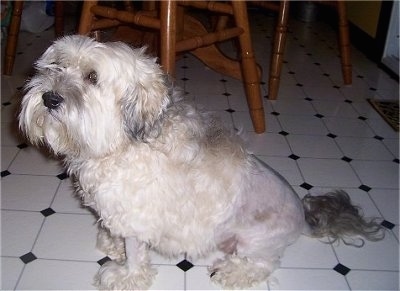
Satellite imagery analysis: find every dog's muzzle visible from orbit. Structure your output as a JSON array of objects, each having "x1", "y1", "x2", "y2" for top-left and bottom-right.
[{"x1": 42, "y1": 92, "x2": 64, "y2": 109}]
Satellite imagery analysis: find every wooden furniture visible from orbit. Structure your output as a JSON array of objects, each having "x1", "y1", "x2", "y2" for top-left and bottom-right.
[
  {"x1": 252, "y1": 1, "x2": 352, "y2": 100},
  {"x1": 78, "y1": 0, "x2": 265, "y2": 133},
  {"x1": 3, "y1": 1, "x2": 64, "y2": 75}
]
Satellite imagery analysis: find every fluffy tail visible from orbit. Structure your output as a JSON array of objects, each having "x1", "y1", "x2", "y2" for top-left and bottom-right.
[{"x1": 302, "y1": 190, "x2": 385, "y2": 247}]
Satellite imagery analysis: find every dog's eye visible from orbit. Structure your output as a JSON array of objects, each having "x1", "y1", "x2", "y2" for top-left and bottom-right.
[{"x1": 86, "y1": 71, "x2": 98, "y2": 85}]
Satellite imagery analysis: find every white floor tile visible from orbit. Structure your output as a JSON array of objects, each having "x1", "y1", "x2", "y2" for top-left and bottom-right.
[
  {"x1": 32, "y1": 213, "x2": 103, "y2": 261},
  {"x1": 8, "y1": 147, "x2": 63, "y2": 176},
  {"x1": 333, "y1": 234, "x2": 399, "y2": 271},
  {"x1": 16, "y1": 259, "x2": 99, "y2": 290},
  {"x1": 323, "y1": 117, "x2": 375, "y2": 137},
  {"x1": 2, "y1": 174, "x2": 60, "y2": 211},
  {"x1": 281, "y1": 236, "x2": 338, "y2": 269},
  {"x1": 369, "y1": 189, "x2": 400, "y2": 223},
  {"x1": 51, "y1": 179, "x2": 92, "y2": 214},
  {"x1": 1, "y1": 210, "x2": 44, "y2": 256},
  {"x1": 335, "y1": 136, "x2": 395, "y2": 160},
  {"x1": 245, "y1": 132, "x2": 291, "y2": 156},
  {"x1": 297, "y1": 158, "x2": 361, "y2": 188},
  {"x1": 269, "y1": 268, "x2": 349, "y2": 290},
  {"x1": 346, "y1": 270, "x2": 399, "y2": 291},
  {"x1": 287, "y1": 134, "x2": 342, "y2": 159},
  {"x1": 0, "y1": 257, "x2": 25, "y2": 290},
  {"x1": 278, "y1": 115, "x2": 328, "y2": 135},
  {"x1": 351, "y1": 160, "x2": 399, "y2": 189}
]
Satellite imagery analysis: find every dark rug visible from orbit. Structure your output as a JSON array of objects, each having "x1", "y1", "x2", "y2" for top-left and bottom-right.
[{"x1": 368, "y1": 99, "x2": 399, "y2": 132}]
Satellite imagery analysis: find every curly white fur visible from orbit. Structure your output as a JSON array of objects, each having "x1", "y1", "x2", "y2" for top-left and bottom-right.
[{"x1": 19, "y1": 35, "x2": 383, "y2": 290}]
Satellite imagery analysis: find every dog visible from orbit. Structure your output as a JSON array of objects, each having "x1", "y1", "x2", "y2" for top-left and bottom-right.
[{"x1": 19, "y1": 35, "x2": 384, "y2": 290}]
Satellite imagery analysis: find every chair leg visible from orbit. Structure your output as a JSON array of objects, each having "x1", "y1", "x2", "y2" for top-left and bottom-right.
[
  {"x1": 159, "y1": 0, "x2": 177, "y2": 77},
  {"x1": 231, "y1": 1, "x2": 265, "y2": 133},
  {"x1": 337, "y1": 1, "x2": 352, "y2": 85},
  {"x1": 3, "y1": 1, "x2": 24, "y2": 76},
  {"x1": 268, "y1": 0, "x2": 289, "y2": 100},
  {"x1": 78, "y1": 0, "x2": 97, "y2": 35},
  {"x1": 54, "y1": 1, "x2": 64, "y2": 37}
]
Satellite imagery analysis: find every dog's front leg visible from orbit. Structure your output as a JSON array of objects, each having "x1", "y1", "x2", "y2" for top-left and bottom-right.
[{"x1": 94, "y1": 237, "x2": 157, "y2": 290}]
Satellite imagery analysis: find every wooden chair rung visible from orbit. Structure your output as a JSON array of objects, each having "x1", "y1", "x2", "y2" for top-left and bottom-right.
[
  {"x1": 176, "y1": 27, "x2": 243, "y2": 52},
  {"x1": 91, "y1": 6, "x2": 160, "y2": 30},
  {"x1": 180, "y1": 1, "x2": 233, "y2": 15}
]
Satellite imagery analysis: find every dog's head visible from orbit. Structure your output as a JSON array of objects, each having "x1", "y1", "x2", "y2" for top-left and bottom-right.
[{"x1": 19, "y1": 35, "x2": 170, "y2": 158}]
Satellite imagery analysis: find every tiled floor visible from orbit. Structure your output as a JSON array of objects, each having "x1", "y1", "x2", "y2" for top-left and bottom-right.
[{"x1": 1, "y1": 8, "x2": 399, "y2": 291}]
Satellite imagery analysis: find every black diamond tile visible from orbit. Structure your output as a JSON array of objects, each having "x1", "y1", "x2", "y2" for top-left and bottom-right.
[
  {"x1": 344, "y1": 99, "x2": 353, "y2": 104},
  {"x1": 359, "y1": 184, "x2": 372, "y2": 192},
  {"x1": 181, "y1": 77, "x2": 189, "y2": 81},
  {"x1": 288, "y1": 154, "x2": 300, "y2": 161},
  {"x1": 260, "y1": 81, "x2": 266, "y2": 85},
  {"x1": 323, "y1": 73, "x2": 330, "y2": 77},
  {"x1": 2, "y1": 101, "x2": 11, "y2": 106},
  {"x1": 181, "y1": 65, "x2": 188, "y2": 69},
  {"x1": 304, "y1": 97, "x2": 313, "y2": 101},
  {"x1": 300, "y1": 182, "x2": 313, "y2": 190},
  {"x1": 17, "y1": 143, "x2": 28, "y2": 149},
  {"x1": 356, "y1": 75, "x2": 364, "y2": 79},
  {"x1": 288, "y1": 71, "x2": 295, "y2": 74},
  {"x1": 341, "y1": 156, "x2": 352, "y2": 163},
  {"x1": 40, "y1": 208, "x2": 56, "y2": 217},
  {"x1": 296, "y1": 83, "x2": 303, "y2": 87},
  {"x1": 327, "y1": 133, "x2": 337, "y2": 139},
  {"x1": 176, "y1": 259, "x2": 194, "y2": 272},
  {"x1": 358, "y1": 116, "x2": 367, "y2": 121},
  {"x1": 1, "y1": 170, "x2": 11, "y2": 177},
  {"x1": 333, "y1": 263, "x2": 351, "y2": 276},
  {"x1": 374, "y1": 135, "x2": 384, "y2": 141},
  {"x1": 222, "y1": 92, "x2": 231, "y2": 97},
  {"x1": 306, "y1": 53, "x2": 312, "y2": 56},
  {"x1": 97, "y1": 256, "x2": 111, "y2": 266},
  {"x1": 225, "y1": 108, "x2": 235, "y2": 113},
  {"x1": 393, "y1": 158, "x2": 399, "y2": 164},
  {"x1": 57, "y1": 172, "x2": 69, "y2": 180},
  {"x1": 381, "y1": 220, "x2": 395, "y2": 230},
  {"x1": 333, "y1": 85, "x2": 340, "y2": 89},
  {"x1": 314, "y1": 62, "x2": 321, "y2": 66},
  {"x1": 271, "y1": 111, "x2": 280, "y2": 116},
  {"x1": 369, "y1": 87, "x2": 377, "y2": 91},
  {"x1": 220, "y1": 78, "x2": 227, "y2": 83},
  {"x1": 279, "y1": 131, "x2": 289, "y2": 136},
  {"x1": 315, "y1": 113, "x2": 324, "y2": 119},
  {"x1": 20, "y1": 252, "x2": 37, "y2": 264}
]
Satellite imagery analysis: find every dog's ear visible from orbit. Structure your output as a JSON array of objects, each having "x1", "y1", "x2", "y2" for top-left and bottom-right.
[{"x1": 116, "y1": 46, "x2": 171, "y2": 140}]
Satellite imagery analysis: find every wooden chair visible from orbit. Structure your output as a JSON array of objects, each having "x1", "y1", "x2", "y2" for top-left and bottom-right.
[
  {"x1": 78, "y1": 0, "x2": 265, "y2": 133},
  {"x1": 252, "y1": 0, "x2": 352, "y2": 100},
  {"x1": 3, "y1": 1, "x2": 64, "y2": 75}
]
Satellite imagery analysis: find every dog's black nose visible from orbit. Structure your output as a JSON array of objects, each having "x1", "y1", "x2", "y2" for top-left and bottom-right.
[{"x1": 42, "y1": 92, "x2": 64, "y2": 109}]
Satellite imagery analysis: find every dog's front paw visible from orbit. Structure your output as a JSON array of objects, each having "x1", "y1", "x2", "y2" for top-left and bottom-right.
[
  {"x1": 96, "y1": 228, "x2": 126, "y2": 262},
  {"x1": 94, "y1": 260, "x2": 157, "y2": 290},
  {"x1": 209, "y1": 255, "x2": 271, "y2": 289}
]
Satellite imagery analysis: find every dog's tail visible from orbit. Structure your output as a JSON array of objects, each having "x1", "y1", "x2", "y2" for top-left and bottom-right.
[{"x1": 301, "y1": 190, "x2": 385, "y2": 247}]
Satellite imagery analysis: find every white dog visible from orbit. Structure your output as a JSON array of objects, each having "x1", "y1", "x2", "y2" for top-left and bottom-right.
[{"x1": 19, "y1": 35, "x2": 384, "y2": 290}]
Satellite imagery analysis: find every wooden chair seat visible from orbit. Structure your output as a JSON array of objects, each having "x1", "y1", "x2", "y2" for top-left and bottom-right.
[{"x1": 78, "y1": 0, "x2": 265, "y2": 133}]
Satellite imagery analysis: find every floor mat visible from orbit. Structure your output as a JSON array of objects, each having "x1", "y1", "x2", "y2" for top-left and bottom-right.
[{"x1": 368, "y1": 99, "x2": 399, "y2": 131}]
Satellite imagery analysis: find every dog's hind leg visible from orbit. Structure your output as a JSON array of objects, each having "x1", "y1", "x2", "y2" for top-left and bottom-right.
[
  {"x1": 94, "y1": 237, "x2": 157, "y2": 290},
  {"x1": 210, "y1": 230, "x2": 287, "y2": 289}
]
